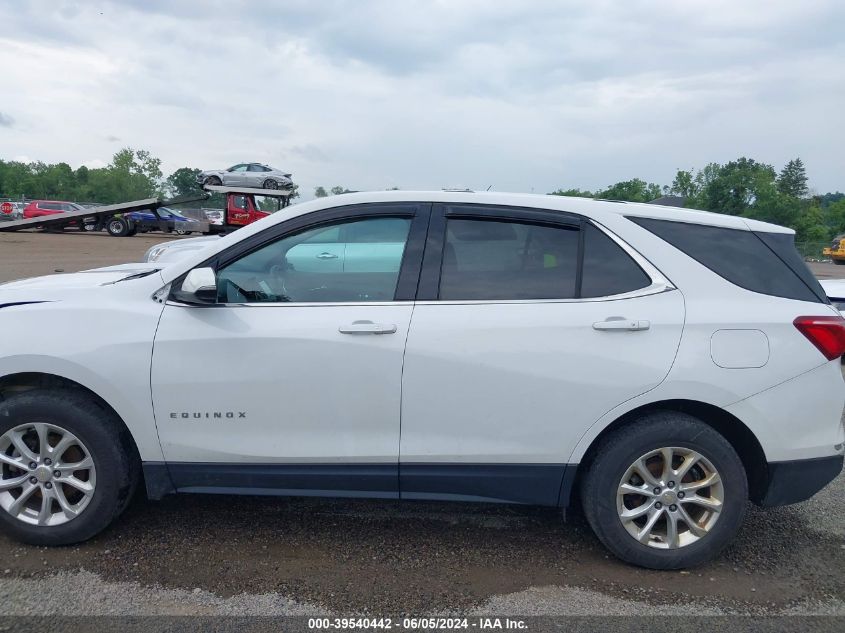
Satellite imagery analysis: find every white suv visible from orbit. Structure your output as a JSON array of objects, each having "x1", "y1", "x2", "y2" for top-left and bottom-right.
[{"x1": 0, "y1": 191, "x2": 843, "y2": 569}]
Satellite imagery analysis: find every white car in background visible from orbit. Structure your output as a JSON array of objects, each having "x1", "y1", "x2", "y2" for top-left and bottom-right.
[
  {"x1": 1, "y1": 191, "x2": 843, "y2": 571},
  {"x1": 144, "y1": 235, "x2": 220, "y2": 263},
  {"x1": 197, "y1": 163, "x2": 293, "y2": 190},
  {"x1": 820, "y1": 279, "x2": 845, "y2": 312}
]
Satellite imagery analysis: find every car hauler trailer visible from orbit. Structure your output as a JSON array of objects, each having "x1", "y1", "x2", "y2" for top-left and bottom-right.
[
  {"x1": 0, "y1": 194, "x2": 212, "y2": 234},
  {"x1": 0, "y1": 186, "x2": 293, "y2": 237},
  {"x1": 201, "y1": 184, "x2": 293, "y2": 234}
]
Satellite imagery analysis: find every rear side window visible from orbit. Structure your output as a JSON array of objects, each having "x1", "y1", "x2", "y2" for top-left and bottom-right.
[
  {"x1": 437, "y1": 218, "x2": 651, "y2": 301},
  {"x1": 581, "y1": 224, "x2": 652, "y2": 298},
  {"x1": 440, "y1": 219, "x2": 579, "y2": 300},
  {"x1": 629, "y1": 217, "x2": 824, "y2": 303}
]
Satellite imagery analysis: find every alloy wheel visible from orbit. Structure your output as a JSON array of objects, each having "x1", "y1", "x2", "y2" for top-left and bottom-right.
[
  {"x1": 0, "y1": 423, "x2": 97, "y2": 527},
  {"x1": 616, "y1": 446, "x2": 723, "y2": 549}
]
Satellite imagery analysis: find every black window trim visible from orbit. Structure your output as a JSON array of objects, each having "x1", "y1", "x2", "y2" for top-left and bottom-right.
[
  {"x1": 416, "y1": 203, "x2": 671, "y2": 303},
  {"x1": 170, "y1": 202, "x2": 432, "y2": 306}
]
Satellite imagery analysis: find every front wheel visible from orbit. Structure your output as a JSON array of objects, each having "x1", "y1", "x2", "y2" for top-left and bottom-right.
[
  {"x1": 581, "y1": 412, "x2": 748, "y2": 569},
  {"x1": 263, "y1": 179, "x2": 279, "y2": 190},
  {"x1": 834, "y1": 259, "x2": 845, "y2": 266},
  {"x1": 0, "y1": 390, "x2": 139, "y2": 545}
]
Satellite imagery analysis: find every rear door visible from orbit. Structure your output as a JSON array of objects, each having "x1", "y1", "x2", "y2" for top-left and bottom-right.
[{"x1": 399, "y1": 203, "x2": 685, "y2": 505}]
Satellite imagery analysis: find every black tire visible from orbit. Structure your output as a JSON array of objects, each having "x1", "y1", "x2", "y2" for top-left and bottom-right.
[
  {"x1": 0, "y1": 389, "x2": 139, "y2": 545},
  {"x1": 204, "y1": 176, "x2": 222, "y2": 186},
  {"x1": 263, "y1": 179, "x2": 279, "y2": 190},
  {"x1": 106, "y1": 218, "x2": 131, "y2": 237},
  {"x1": 834, "y1": 259, "x2": 845, "y2": 265},
  {"x1": 581, "y1": 412, "x2": 748, "y2": 569}
]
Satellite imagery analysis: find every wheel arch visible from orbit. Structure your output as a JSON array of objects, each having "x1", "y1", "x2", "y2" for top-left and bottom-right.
[
  {"x1": 0, "y1": 372, "x2": 143, "y2": 469},
  {"x1": 569, "y1": 399, "x2": 769, "y2": 506}
]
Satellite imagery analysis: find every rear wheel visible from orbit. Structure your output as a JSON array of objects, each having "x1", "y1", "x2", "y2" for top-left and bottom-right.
[
  {"x1": 581, "y1": 412, "x2": 747, "y2": 569},
  {"x1": 106, "y1": 218, "x2": 132, "y2": 237},
  {"x1": 0, "y1": 390, "x2": 139, "y2": 545}
]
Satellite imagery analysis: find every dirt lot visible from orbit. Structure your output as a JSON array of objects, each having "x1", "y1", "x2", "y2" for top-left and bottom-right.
[
  {"x1": 0, "y1": 230, "x2": 843, "y2": 617},
  {"x1": 0, "y1": 231, "x2": 184, "y2": 283}
]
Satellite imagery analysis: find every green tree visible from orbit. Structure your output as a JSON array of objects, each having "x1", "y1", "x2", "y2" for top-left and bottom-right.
[
  {"x1": 744, "y1": 181, "x2": 800, "y2": 227},
  {"x1": 548, "y1": 188, "x2": 594, "y2": 198},
  {"x1": 330, "y1": 185, "x2": 352, "y2": 195},
  {"x1": 777, "y1": 158, "x2": 809, "y2": 198},
  {"x1": 165, "y1": 167, "x2": 202, "y2": 198},
  {"x1": 701, "y1": 157, "x2": 776, "y2": 215},
  {"x1": 596, "y1": 179, "x2": 661, "y2": 203},
  {"x1": 824, "y1": 198, "x2": 845, "y2": 235},
  {"x1": 314, "y1": 186, "x2": 328, "y2": 198},
  {"x1": 667, "y1": 169, "x2": 699, "y2": 200}
]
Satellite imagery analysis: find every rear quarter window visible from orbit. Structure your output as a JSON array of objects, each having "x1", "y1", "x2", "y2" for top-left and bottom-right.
[{"x1": 629, "y1": 217, "x2": 825, "y2": 303}]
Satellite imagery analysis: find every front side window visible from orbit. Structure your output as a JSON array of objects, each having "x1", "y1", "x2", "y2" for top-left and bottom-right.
[
  {"x1": 217, "y1": 217, "x2": 412, "y2": 303},
  {"x1": 228, "y1": 164, "x2": 248, "y2": 172},
  {"x1": 439, "y1": 219, "x2": 579, "y2": 300}
]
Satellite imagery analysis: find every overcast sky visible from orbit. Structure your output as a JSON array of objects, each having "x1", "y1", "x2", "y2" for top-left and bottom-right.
[{"x1": 1, "y1": 0, "x2": 843, "y2": 199}]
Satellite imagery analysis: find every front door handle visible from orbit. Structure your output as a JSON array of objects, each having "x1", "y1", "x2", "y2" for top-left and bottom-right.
[
  {"x1": 339, "y1": 320, "x2": 397, "y2": 335},
  {"x1": 593, "y1": 317, "x2": 650, "y2": 331},
  {"x1": 317, "y1": 252, "x2": 339, "y2": 259}
]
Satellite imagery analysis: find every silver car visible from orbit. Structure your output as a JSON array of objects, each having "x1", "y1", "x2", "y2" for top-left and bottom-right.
[{"x1": 197, "y1": 163, "x2": 293, "y2": 190}]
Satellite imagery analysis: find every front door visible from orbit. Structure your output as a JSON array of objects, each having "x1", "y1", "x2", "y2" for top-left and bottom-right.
[
  {"x1": 399, "y1": 204, "x2": 685, "y2": 505},
  {"x1": 151, "y1": 203, "x2": 430, "y2": 497}
]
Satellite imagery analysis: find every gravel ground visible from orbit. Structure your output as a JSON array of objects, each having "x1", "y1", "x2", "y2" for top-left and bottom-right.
[
  {"x1": 0, "y1": 231, "x2": 843, "y2": 617},
  {"x1": 0, "y1": 471, "x2": 842, "y2": 616}
]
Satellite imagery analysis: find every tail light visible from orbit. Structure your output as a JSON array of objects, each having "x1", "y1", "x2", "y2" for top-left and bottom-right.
[{"x1": 793, "y1": 315, "x2": 845, "y2": 360}]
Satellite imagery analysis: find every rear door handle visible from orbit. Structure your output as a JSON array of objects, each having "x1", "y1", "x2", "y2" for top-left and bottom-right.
[
  {"x1": 593, "y1": 317, "x2": 650, "y2": 331},
  {"x1": 339, "y1": 320, "x2": 397, "y2": 335},
  {"x1": 317, "y1": 252, "x2": 339, "y2": 259}
]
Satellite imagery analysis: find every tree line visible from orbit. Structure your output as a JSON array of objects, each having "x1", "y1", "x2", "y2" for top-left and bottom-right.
[
  {"x1": 2, "y1": 149, "x2": 843, "y2": 242},
  {"x1": 550, "y1": 157, "x2": 845, "y2": 243}
]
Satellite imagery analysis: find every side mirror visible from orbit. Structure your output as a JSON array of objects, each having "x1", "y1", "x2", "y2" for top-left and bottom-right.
[{"x1": 173, "y1": 267, "x2": 217, "y2": 304}]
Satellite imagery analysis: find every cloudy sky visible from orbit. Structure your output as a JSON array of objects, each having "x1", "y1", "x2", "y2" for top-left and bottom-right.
[{"x1": 1, "y1": 0, "x2": 843, "y2": 199}]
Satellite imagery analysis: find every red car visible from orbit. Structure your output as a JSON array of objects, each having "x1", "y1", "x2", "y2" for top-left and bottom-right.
[{"x1": 23, "y1": 200, "x2": 91, "y2": 230}]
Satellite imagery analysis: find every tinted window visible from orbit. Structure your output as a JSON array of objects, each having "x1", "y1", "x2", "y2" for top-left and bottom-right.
[
  {"x1": 755, "y1": 231, "x2": 828, "y2": 303},
  {"x1": 630, "y1": 217, "x2": 821, "y2": 303},
  {"x1": 439, "y1": 219, "x2": 579, "y2": 300},
  {"x1": 581, "y1": 224, "x2": 652, "y2": 297},
  {"x1": 217, "y1": 217, "x2": 411, "y2": 303},
  {"x1": 41, "y1": 203, "x2": 62, "y2": 210},
  {"x1": 247, "y1": 164, "x2": 265, "y2": 172}
]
